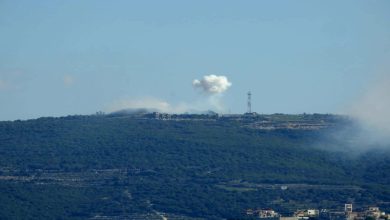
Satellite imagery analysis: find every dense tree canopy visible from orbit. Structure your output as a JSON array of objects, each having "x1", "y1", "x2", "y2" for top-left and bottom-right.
[{"x1": 0, "y1": 114, "x2": 388, "y2": 219}]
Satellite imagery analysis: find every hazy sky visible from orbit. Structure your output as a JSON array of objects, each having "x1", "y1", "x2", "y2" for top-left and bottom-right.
[{"x1": 0, "y1": 0, "x2": 389, "y2": 120}]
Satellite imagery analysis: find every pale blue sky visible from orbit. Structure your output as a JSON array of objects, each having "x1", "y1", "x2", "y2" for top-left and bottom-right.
[{"x1": 0, "y1": 0, "x2": 389, "y2": 120}]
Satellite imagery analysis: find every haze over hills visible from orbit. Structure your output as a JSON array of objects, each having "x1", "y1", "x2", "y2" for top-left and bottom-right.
[
  {"x1": 0, "y1": 112, "x2": 389, "y2": 219},
  {"x1": 1, "y1": 1, "x2": 389, "y2": 219}
]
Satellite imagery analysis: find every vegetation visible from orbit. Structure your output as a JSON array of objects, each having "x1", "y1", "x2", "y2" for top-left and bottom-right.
[{"x1": 0, "y1": 114, "x2": 388, "y2": 219}]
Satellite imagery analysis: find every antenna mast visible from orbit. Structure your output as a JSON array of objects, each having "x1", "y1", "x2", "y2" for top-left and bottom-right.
[{"x1": 247, "y1": 91, "x2": 252, "y2": 113}]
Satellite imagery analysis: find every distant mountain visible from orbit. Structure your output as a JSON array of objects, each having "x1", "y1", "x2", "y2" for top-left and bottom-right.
[{"x1": 0, "y1": 114, "x2": 388, "y2": 219}]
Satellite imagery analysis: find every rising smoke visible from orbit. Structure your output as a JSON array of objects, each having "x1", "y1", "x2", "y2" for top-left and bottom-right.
[
  {"x1": 108, "y1": 75, "x2": 233, "y2": 114},
  {"x1": 314, "y1": 74, "x2": 390, "y2": 154},
  {"x1": 192, "y1": 75, "x2": 232, "y2": 112},
  {"x1": 192, "y1": 75, "x2": 232, "y2": 95},
  {"x1": 107, "y1": 97, "x2": 191, "y2": 114},
  {"x1": 347, "y1": 74, "x2": 390, "y2": 147}
]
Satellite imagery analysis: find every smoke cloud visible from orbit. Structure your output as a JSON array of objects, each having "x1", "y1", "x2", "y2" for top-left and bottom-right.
[
  {"x1": 347, "y1": 74, "x2": 390, "y2": 145},
  {"x1": 107, "y1": 75, "x2": 233, "y2": 115},
  {"x1": 192, "y1": 75, "x2": 232, "y2": 95},
  {"x1": 314, "y1": 74, "x2": 390, "y2": 154},
  {"x1": 63, "y1": 75, "x2": 74, "y2": 86},
  {"x1": 107, "y1": 97, "x2": 191, "y2": 114}
]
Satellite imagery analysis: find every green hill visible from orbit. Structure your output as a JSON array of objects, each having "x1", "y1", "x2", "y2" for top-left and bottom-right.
[{"x1": 0, "y1": 114, "x2": 388, "y2": 219}]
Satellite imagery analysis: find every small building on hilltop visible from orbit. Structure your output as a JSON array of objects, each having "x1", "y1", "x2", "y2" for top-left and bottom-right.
[{"x1": 246, "y1": 208, "x2": 281, "y2": 220}]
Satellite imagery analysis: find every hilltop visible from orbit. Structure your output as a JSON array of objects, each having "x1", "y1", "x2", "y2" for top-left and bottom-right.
[{"x1": 0, "y1": 113, "x2": 389, "y2": 219}]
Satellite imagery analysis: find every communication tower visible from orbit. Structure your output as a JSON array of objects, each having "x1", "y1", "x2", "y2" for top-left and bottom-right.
[{"x1": 247, "y1": 91, "x2": 252, "y2": 113}]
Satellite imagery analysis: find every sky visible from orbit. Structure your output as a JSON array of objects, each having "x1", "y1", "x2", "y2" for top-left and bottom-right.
[{"x1": 0, "y1": 0, "x2": 389, "y2": 120}]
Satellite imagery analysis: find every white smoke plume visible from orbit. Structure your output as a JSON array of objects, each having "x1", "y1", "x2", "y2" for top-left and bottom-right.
[
  {"x1": 319, "y1": 73, "x2": 390, "y2": 154},
  {"x1": 192, "y1": 75, "x2": 232, "y2": 95},
  {"x1": 348, "y1": 74, "x2": 390, "y2": 145},
  {"x1": 106, "y1": 75, "x2": 232, "y2": 115},
  {"x1": 63, "y1": 75, "x2": 74, "y2": 86},
  {"x1": 107, "y1": 97, "x2": 192, "y2": 114}
]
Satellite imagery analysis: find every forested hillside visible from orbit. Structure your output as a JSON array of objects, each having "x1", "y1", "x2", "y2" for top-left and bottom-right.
[{"x1": 0, "y1": 114, "x2": 389, "y2": 219}]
